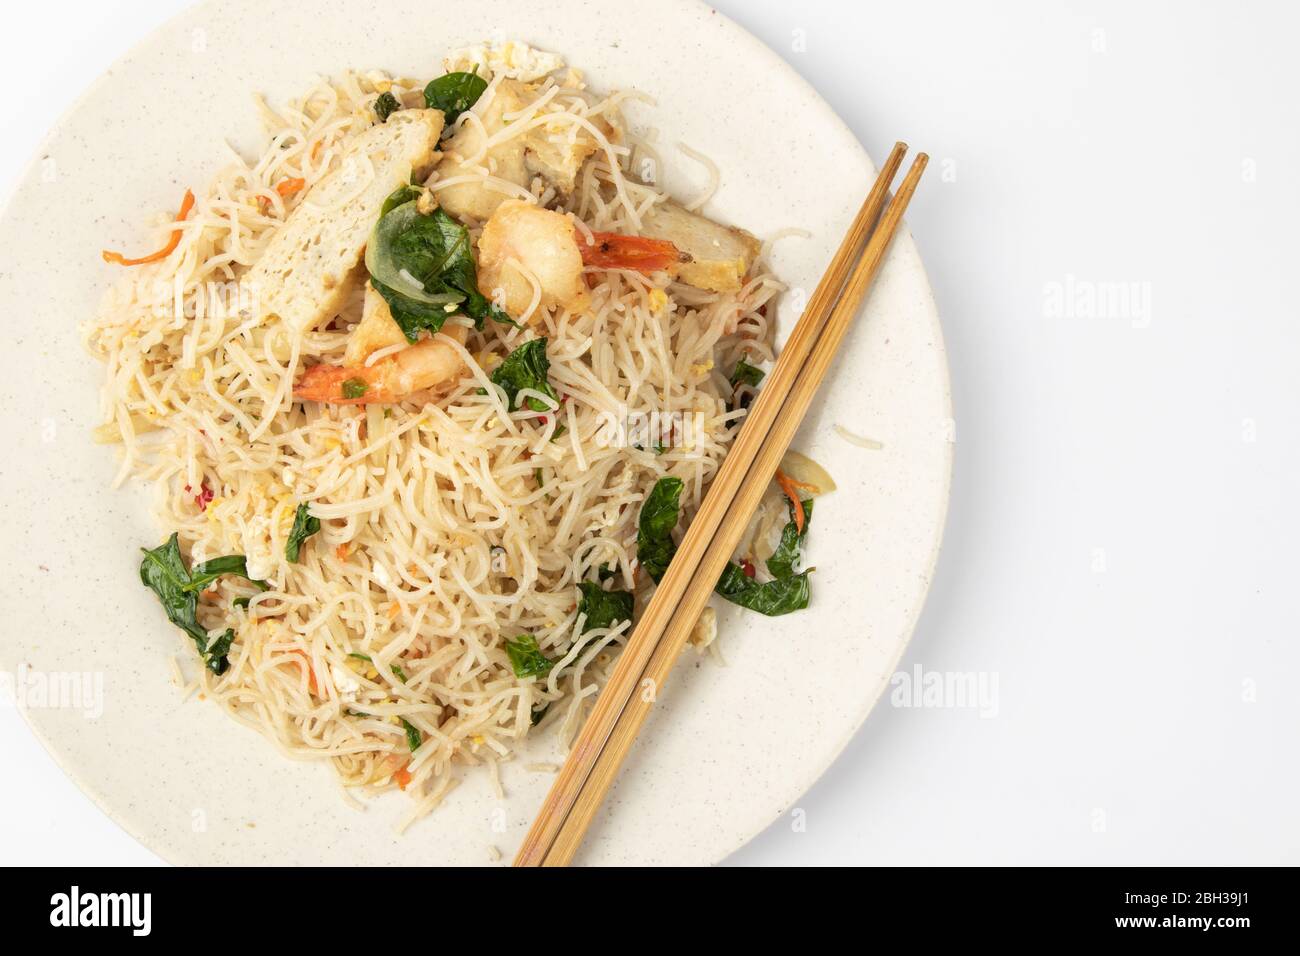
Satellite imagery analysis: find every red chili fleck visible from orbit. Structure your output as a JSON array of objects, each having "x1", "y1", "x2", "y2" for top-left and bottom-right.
[
  {"x1": 185, "y1": 482, "x2": 214, "y2": 511},
  {"x1": 538, "y1": 416, "x2": 548, "y2": 425},
  {"x1": 742, "y1": 559, "x2": 756, "y2": 579}
]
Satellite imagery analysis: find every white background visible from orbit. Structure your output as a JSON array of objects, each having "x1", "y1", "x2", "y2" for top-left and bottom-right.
[{"x1": 2, "y1": 0, "x2": 1297, "y2": 866}]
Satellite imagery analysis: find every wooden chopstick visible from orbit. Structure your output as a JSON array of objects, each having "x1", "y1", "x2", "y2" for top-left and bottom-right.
[
  {"x1": 537, "y1": 152, "x2": 929, "y2": 865},
  {"x1": 513, "y1": 143, "x2": 920, "y2": 867}
]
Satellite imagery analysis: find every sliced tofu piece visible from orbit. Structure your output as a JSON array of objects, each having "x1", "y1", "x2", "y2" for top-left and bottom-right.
[
  {"x1": 641, "y1": 201, "x2": 761, "y2": 294},
  {"x1": 245, "y1": 109, "x2": 443, "y2": 331},
  {"x1": 431, "y1": 80, "x2": 530, "y2": 222},
  {"x1": 343, "y1": 285, "x2": 409, "y2": 365}
]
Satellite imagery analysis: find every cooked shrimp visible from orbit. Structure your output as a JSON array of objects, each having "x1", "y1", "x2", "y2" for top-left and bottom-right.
[
  {"x1": 476, "y1": 200, "x2": 588, "y2": 321},
  {"x1": 295, "y1": 323, "x2": 468, "y2": 405},
  {"x1": 476, "y1": 201, "x2": 687, "y2": 321},
  {"x1": 296, "y1": 289, "x2": 469, "y2": 405}
]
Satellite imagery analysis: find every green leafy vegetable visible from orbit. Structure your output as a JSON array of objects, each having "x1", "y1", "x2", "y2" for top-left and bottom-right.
[
  {"x1": 423, "y1": 70, "x2": 488, "y2": 125},
  {"x1": 730, "y1": 357, "x2": 765, "y2": 390},
  {"x1": 765, "y1": 497, "x2": 814, "y2": 580},
  {"x1": 730, "y1": 357, "x2": 765, "y2": 411},
  {"x1": 715, "y1": 564, "x2": 811, "y2": 616},
  {"x1": 341, "y1": 377, "x2": 368, "y2": 400},
  {"x1": 530, "y1": 703, "x2": 550, "y2": 726},
  {"x1": 139, "y1": 535, "x2": 208, "y2": 648},
  {"x1": 369, "y1": 279, "x2": 451, "y2": 340},
  {"x1": 486, "y1": 338, "x2": 560, "y2": 412},
  {"x1": 380, "y1": 184, "x2": 423, "y2": 218},
  {"x1": 233, "y1": 596, "x2": 252, "y2": 610},
  {"x1": 577, "y1": 582, "x2": 634, "y2": 633},
  {"x1": 185, "y1": 555, "x2": 267, "y2": 593},
  {"x1": 374, "y1": 91, "x2": 401, "y2": 123},
  {"x1": 368, "y1": 202, "x2": 469, "y2": 307},
  {"x1": 400, "y1": 717, "x2": 422, "y2": 752},
  {"x1": 505, "y1": 634, "x2": 554, "y2": 678},
  {"x1": 637, "y1": 477, "x2": 683, "y2": 583},
  {"x1": 366, "y1": 197, "x2": 509, "y2": 338},
  {"x1": 285, "y1": 503, "x2": 320, "y2": 563},
  {"x1": 205, "y1": 629, "x2": 236, "y2": 669},
  {"x1": 138, "y1": 534, "x2": 237, "y2": 674},
  {"x1": 714, "y1": 497, "x2": 814, "y2": 616}
]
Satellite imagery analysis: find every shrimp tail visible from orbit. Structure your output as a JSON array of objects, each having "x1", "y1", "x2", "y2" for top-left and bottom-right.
[
  {"x1": 294, "y1": 364, "x2": 390, "y2": 405},
  {"x1": 577, "y1": 230, "x2": 687, "y2": 273}
]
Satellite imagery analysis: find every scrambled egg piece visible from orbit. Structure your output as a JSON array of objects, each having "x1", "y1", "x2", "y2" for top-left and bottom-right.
[{"x1": 444, "y1": 41, "x2": 565, "y2": 82}]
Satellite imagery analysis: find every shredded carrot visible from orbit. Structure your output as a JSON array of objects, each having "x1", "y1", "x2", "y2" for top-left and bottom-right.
[
  {"x1": 393, "y1": 765, "x2": 413, "y2": 791},
  {"x1": 387, "y1": 602, "x2": 401, "y2": 621},
  {"x1": 257, "y1": 178, "x2": 306, "y2": 213},
  {"x1": 102, "y1": 188, "x2": 195, "y2": 266},
  {"x1": 775, "y1": 469, "x2": 807, "y2": 534},
  {"x1": 276, "y1": 177, "x2": 306, "y2": 198},
  {"x1": 335, "y1": 542, "x2": 351, "y2": 561}
]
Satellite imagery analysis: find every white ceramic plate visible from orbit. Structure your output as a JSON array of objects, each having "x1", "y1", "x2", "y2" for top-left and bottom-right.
[{"x1": 0, "y1": 0, "x2": 950, "y2": 865}]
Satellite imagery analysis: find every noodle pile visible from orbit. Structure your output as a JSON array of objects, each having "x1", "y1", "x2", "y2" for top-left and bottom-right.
[{"x1": 84, "y1": 55, "x2": 782, "y2": 827}]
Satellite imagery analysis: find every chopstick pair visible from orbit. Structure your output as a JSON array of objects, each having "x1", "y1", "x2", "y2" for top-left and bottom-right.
[{"x1": 514, "y1": 143, "x2": 928, "y2": 866}]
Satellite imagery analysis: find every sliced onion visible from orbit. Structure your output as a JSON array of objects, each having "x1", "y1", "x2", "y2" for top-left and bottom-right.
[
  {"x1": 779, "y1": 450, "x2": 836, "y2": 496},
  {"x1": 749, "y1": 491, "x2": 789, "y2": 566}
]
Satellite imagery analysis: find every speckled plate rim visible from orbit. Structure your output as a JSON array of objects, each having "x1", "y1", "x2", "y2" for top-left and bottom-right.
[{"x1": 0, "y1": 0, "x2": 951, "y2": 866}]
